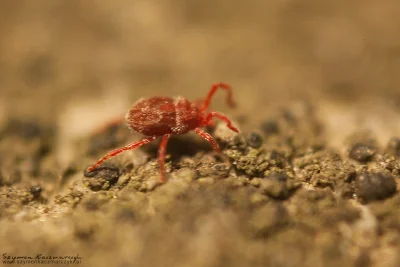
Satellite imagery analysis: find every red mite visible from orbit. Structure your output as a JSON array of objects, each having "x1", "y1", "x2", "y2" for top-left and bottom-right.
[{"x1": 86, "y1": 82, "x2": 239, "y2": 182}]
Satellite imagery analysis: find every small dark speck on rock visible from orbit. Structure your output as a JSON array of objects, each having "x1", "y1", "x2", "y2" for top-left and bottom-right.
[
  {"x1": 247, "y1": 132, "x2": 263, "y2": 149},
  {"x1": 349, "y1": 143, "x2": 376, "y2": 163},
  {"x1": 355, "y1": 172, "x2": 397, "y2": 203},
  {"x1": 30, "y1": 185, "x2": 42, "y2": 198}
]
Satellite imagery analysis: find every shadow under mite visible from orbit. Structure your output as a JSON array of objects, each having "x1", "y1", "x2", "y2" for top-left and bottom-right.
[{"x1": 142, "y1": 133, "x2": 215, "y2": 162}]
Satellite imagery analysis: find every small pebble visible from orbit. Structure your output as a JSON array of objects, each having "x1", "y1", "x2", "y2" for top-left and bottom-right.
[
  {"x1": 349, "y1": 143, "x2": 376, "y2": 163},
  {"x1": 83, "y1": 165, "x2": 121, "y2": 191},
  {"x1": 30, "y1": 185, "x2": 42, "y2": 199},
  {"x1": 355, "y1": 172, "x2": 397, "y2": 203},
  {"x1": 247, "y1": 132, "x2": 264, "y2": 149},
  {"x1": 84, "y1": 165, "x2": 120, "y2": 181}
]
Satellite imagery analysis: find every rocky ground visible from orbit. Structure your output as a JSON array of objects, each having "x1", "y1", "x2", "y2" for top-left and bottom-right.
[{"x1": 1, "y1": 1, "x2": 400, "y2": 267}]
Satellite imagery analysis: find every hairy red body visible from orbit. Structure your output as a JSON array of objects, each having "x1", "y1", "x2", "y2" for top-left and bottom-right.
[
  {"x1": 87, "y1": 82, "x2": 239, "y2": 182},
  {"x1": 126, "y1": 96, "x2": 202, "y2": 136}
]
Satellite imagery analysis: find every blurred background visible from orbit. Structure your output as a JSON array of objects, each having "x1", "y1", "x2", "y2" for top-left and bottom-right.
[
  {"x1": 0, "y1": 0, "x2": 400, "y2": 139},
  {"x1": 2, "y1": 2, "x2": 400, "y2": 266}
]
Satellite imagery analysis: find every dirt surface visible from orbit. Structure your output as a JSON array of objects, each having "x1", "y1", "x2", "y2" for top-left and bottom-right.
[{"x1": 1, "y1": 1, "x2": 400, "y2": 267}]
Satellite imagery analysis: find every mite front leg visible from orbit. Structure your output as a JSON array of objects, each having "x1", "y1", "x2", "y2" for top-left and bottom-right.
[
  {"x1": 195, "y1": 128, "x2": 221, "y2": 153},
  {"x1": 203, "y1": 111, "x2": 240, "y2": 133},
  {"x1": 158, "y1": 134, "x2": 170, "y2": 182},
  {"x1": 87, "y1": 136, "x2": 158, "y2": 172},
  {"x1": 201, "y1": 82, "x2": 236, "y2": 112}
]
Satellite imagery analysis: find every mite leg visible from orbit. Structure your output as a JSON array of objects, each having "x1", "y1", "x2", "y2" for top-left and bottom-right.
[
  {"x1": 87, "y1": 136, "x2": 157, "y2": 172},
  {"x1": 194, "y1": 103, "x2": 217, "y2": 127},
  {"x1": 206, "y1": 119, "x2": 216, "y2": 127},
  {"x1": 195, "y1": 128, "x2": 221, "y2": 153},
  {"x1": 158, "y1": 134, "x2": 170, "y2": 182},
  {"x1": 203, "y1": 111, "x2": 240, "y2": 133},
  {"x1": 201, "y1": 82, "x2": 236, "y2": 112}
]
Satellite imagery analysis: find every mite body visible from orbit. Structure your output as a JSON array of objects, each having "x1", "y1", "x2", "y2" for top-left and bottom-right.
[
  {"x1": 87, "y1": 82, "x2": 239, "y2": 182},
  {"x1": 126, "y1": 96, "x2": 202, "y2": 136}
]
